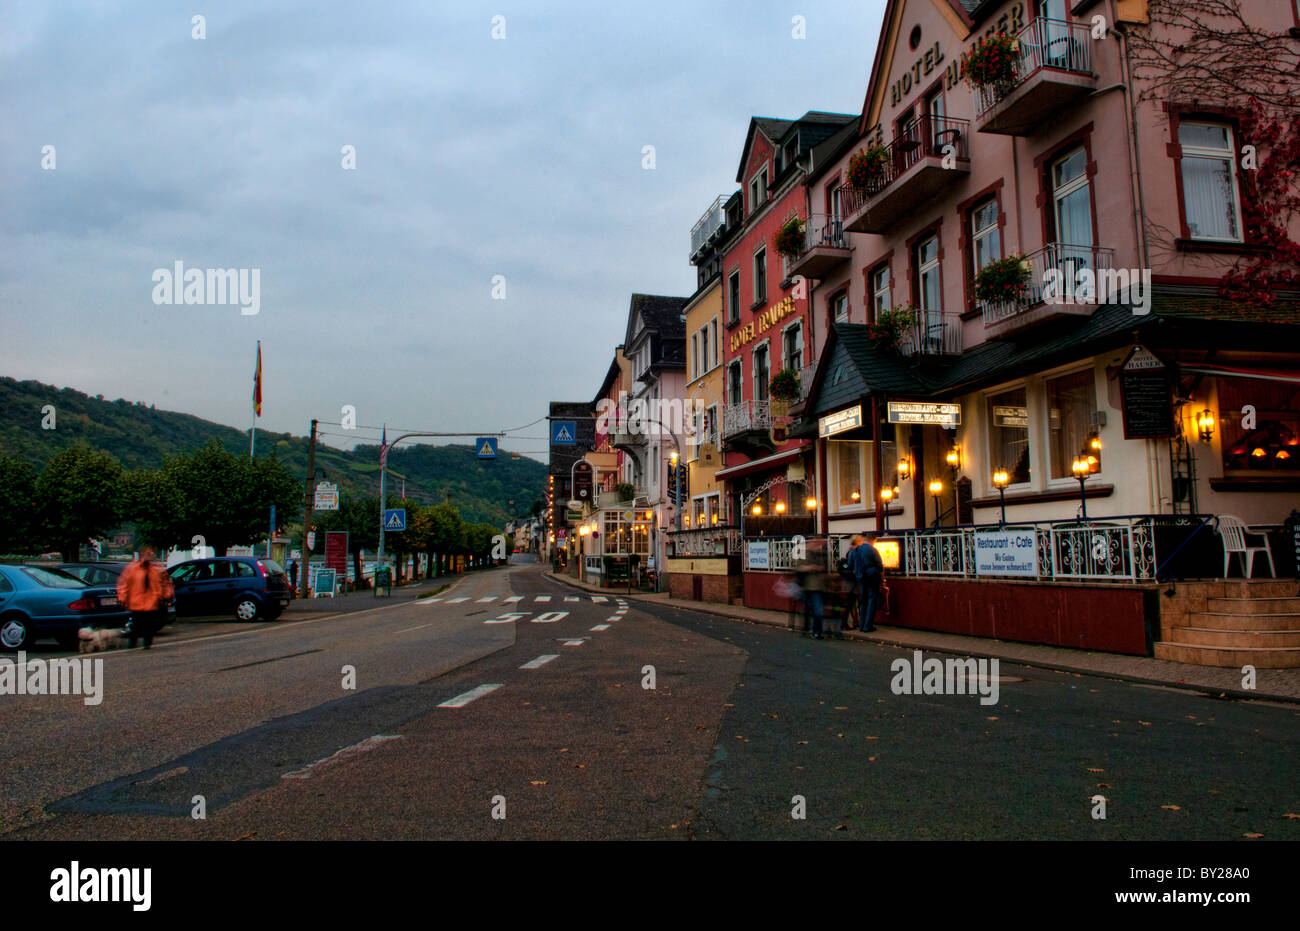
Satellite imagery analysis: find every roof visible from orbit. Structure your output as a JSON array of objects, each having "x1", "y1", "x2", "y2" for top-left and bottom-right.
[
  {"x1": 806, "y1": 119, "x2": 862, "y2": 185},
  {"x1": 734, "y1": 113, "x2": 855, "y2": 183}
]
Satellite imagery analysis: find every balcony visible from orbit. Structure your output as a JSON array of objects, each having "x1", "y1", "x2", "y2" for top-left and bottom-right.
[
  {"x1": 980, "y1": 243, "x2": 1115, "y2": 338},
  {"x1": 689, "y1": 195, "x2": 729, "y2": 260},
  {"x1": 843, "y1": 116, "x2": 970, "y2": 234},
  {"x1": 972, "y1": 18, "x2": 1098, "y2": 136},
  {"x1": 786, "y1": 214, "x2": 851, "y2": 279},
  {"x1": 899, "y1": 312, "x2": 962, "y2": 357},
  {"x1": 723, "y1": 398, "x2": 771, "y2": 439}
]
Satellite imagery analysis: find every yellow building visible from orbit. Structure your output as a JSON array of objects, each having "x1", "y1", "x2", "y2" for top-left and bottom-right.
[{"x1": 683, "y1": 276, "x2": 724, "y2": 528}]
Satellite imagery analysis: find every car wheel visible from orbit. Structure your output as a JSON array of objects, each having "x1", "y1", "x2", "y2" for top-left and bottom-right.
[
  {"x1": 234, "y1": 598, "x2": 261, "y2": 622},
  {"x1": 0, "y1": 615, "x2": 33, "y2": 651}
]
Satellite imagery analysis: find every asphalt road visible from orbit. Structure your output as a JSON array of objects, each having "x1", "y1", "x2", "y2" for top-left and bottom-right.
[{"x1": 3, "y1": 561, "x2": 1297, "y2": 840}]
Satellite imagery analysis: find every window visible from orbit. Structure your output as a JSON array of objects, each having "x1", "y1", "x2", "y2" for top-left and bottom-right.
[
  {"x1": 871, "y1": 265, "x2": 891, "y2": 320},
  {"x1": 1178, "y1": 122, "x2": 1242, "y2": 242},
  {"x1": 782, "y1": 322, "x2": 803, "y2": 372},
  {"x1": 987, "y1": 387, "x2": 1030, "y2": 485},
  {"x1": 235, "y1": 561, "x2": 257, "y2": 578},
  {"x1": 1218, "y1": 377, "x2": 1300, "y2": 473},
  {"x1": 728, "y1": 272, "x2": 741, "y2": 324},
  {"x1": 705, "y1": 404, "x2": 719, "y2": 446},
  {"x1": 709, "y1": 319, "x2": 718, "y2": 368},
  {"x1": 972, "y1": 199, "x2": 1001, "y2": 274},
  {"x1": 700, "y1": 324, "x2": 710, "y2": 374},
  {"x1": 753, "y1": 248, "x2": 767, "y2": 305},
  {"x1": 828, "y1": 182, "x2": 843, "y2": 222},
  {"x1": 835, "y1": 441, "x2": 865, "y2": 509},
  {"x1": 690, "y1": 333, "x2": 699, "y2": 380},
  {"x1": 1046, "y1": 369, "x2": 1098, "y2": 479},
  {"x1": 749, "y1": 168, "x2": 768, "y2": 213},
  {"x1": 602, "y1": 511, "x2": 650, "y2": 556},
  {"x1": 753, "y1": 343, "x2": 770, "y2": 401},
  {"x1": 831, "y1": 291, "x2": 849, "y2": 324},
  {"x1": 728, "y1": 360, "x2": 743, "y2": 405},
  {"x1": 1052, "y1": 147, "x2": 1092, "y2": 247}
]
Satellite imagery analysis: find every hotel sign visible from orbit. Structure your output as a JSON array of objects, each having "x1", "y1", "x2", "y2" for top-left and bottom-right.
[
  {"x1": 992, "y1": 405, "x2": 1028, "y2": 428},
  {"x1": 819, "y1": 405, "x2": 862, "y2": 438},
  {"x1": 729, "y1": 295, "x2": 799, "y2": 352},
  {"x1": 887, "y1": 401, "x2": 961, "y2": 426}
]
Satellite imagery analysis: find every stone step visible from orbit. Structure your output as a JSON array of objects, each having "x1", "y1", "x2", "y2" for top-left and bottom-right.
[
  {"x1": 1169, "y1": 627, "x2": 1300, "y2": 648},
  {"x1": 1186, "y1": 611, "x2": 1300, "y2": 631},
  {"x1": 1219, "y1": 579, "x2": 1300, "y2": 598},
  {"x1": 1206, "y1": 596, "x2": 1300, "y2": 615},
  {"x1": 1154, "y1": 642, "x2": 1300, "y2": 668}
]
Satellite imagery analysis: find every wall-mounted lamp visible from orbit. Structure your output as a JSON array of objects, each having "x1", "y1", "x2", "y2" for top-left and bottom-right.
[
  {"x1": 897, "y1": 457, "x2": 912, "y2": 481},
  {"x1": 1071, "y1": 455, "x2": 1091, "y2": 520},
  {"x1": 991, "y1": 468, "x2": 1010, "y2": 526},
  {"x1": 928, "y1": 478, "x2": 943, "y2": 528},
  {"x1": 1197, "y1": 409, "x2": 1215, "y2": 444},
  {"x1": 805, "y1": 496, "x2": 818, "y2": 511}
]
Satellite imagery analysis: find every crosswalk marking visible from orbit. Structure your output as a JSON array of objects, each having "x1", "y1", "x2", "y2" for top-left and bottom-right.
[
  {"x1": 437, "y1": 683, "x2": 503, "y2": 708},
  {"x1": 420, "y1": 597, "x2": 444, "y2": 603},
  {"x1": 561, "y1": 639, "x2": 584, "y2": 647},
  {"x1": 519, "y1": 654, "x2": 559, "y2": 670},
  {"x1": 476, "y1": 596, "x2": 497, "y2": 603},
  {"x1": 591, "y1": 595, "x2": 608, "y2": 603},
  {"x1": 534, "y1": 595, "x2": 552, "y2": 602},
  {"x1": 607, "y1": 616, "x2": 622, "y2": 622},
  {"x1": 590, "y1": 624, "x2": 610, "y2": 631},
  {"x1": 564, "y1": 596, "x2": 579, "y2": 602},
  {"x1": 446, "y1": 597, "x2": 469, "y2": 603},
  {"x1": 504, "y1": 595, "x2": 523, "y2": 603}
]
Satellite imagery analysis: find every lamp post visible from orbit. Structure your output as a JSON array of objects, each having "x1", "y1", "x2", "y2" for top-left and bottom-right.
[
  {"x1": 1071, "y1": 455, "x2": 1091, "y2": 520},
  {"x1": 991, "y1": 469, "x2": 1010, "y2": 526},
  {"x1": 928, "y1": 478, "x2": 943, "y2": 528},
  {"x1": 879, "y1": 485, "x2": 894, "y2": 532},
  {"x1": 775, "y1": 500, "x2": 786, "y2": 537}
]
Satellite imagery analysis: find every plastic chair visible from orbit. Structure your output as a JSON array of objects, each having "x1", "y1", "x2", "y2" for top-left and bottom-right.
[{"x1": 1215, "y1": 515, "x2": 1276, "y2": 578}]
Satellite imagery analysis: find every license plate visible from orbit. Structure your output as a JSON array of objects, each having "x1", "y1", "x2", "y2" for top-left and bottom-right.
[{"x1": 100, "y1": 596, "x2": 117, "y2": 606}]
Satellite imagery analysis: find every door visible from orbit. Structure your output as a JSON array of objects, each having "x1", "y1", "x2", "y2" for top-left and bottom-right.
[{"x1": 1052, "y1": 148, "x2": 1093, "y2": 280}]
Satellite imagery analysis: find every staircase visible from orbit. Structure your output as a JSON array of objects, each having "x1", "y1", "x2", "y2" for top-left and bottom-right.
[{"x1": 1156, "y1": 579, "x2": 1300, "y2": 668}]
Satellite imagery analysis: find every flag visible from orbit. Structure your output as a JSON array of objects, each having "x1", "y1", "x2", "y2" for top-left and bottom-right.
[
  {"x1": 400, "y1": 477, "x2": 405, "y2": 499},
  {"x1": 252, "y1": 341, "x2": 262, "y2": 417},
  {"x1": 380, "y1": 424, "x2": 388, "y2": 467}
]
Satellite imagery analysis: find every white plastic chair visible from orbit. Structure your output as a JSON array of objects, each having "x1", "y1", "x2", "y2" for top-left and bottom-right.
[{"x1": 1215, "y1": 515, "x2": 1276, "y2": 579}]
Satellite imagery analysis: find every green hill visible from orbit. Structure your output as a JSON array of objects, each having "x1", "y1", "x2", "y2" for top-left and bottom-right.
[{"x1": 0, "y1": 377, "x2": 545, "y2": 526}]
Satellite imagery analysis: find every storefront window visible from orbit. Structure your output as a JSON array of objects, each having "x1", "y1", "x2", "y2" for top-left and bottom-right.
[
  {"x1": 1218, "y1": 378, "x2": 1300, "y2": 472},
  {"x1": 1047, "y1": 369, "x2": 1098, "y2": 479},
  {"x1": 988, "y1": 386, "x2": 1030, "y2": 484},
  {"x1": 602, "y1": 511, "x2": 651, "y2": 555},
  {"x1": 835, "y1": 441, "x2": 864, "y2": 509}
]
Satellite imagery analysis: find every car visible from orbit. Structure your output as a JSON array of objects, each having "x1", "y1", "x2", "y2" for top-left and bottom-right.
[
  {"x1": 166, "y1": 556, "x2": 292, "y2": 622},
  {"x1": 0, "y1": 564, "x2": 132, "y2": 651},
  {"x1": 48, "y1": 562, "x2": 177, "y2": 625}
]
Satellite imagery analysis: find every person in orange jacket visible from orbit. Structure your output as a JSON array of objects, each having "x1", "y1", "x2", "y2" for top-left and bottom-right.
[{"x1": 116, "y1": 548, "x2": 174, "y2": 649}]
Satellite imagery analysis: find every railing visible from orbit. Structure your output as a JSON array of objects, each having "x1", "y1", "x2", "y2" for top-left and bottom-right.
[
  {"x1": 723, "y1": 398, "x2": 771, "y2": 437},
  {"x1": 842, "y1": 116, "x2": 972, "y2": 206},
  {"x1": 690, "y1": 195, "x2": 728, "y2": 257},
  {"x1": 742, "y1": 536, "x2": 802, "y2": 571},
  {"x1": 800, "y1": 213, "x2": 847, "y2": 253},
  {"x1": 972, "y1": 18, "x2": 1095, "y2": 119},
  {"x1": 898, "y1": 312, "x2": 962, "y2": 356},
  {"x1": 980, "y1": 243, "x2": 1115, "y2": 325},
  {"x1": 667, "y1": 526, "x2": 742, "y2": 557}
]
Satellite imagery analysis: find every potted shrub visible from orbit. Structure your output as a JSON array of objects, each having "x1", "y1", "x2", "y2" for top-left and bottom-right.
[
  {"x1": 774, "y1": 217, "x2": 805, "y2": 259},
  {"x1": 973, "y1": 253, "x2": 1031, "y2": 303},
  {"x1": 961, "y1": 32, "x2": 1020, "y2": 95},
  {"x1": 867, "y1": 304, "x2": 917, "y2": 352},
  {"x1": 847, "y1": 144, "x2": 890, "y2": 191},
  {"x1": 769, "y1": 368, "x2": 802, "y2": 402},
  {"x1": 614, "y1": 482, "x2": 636, "y2": 503}
]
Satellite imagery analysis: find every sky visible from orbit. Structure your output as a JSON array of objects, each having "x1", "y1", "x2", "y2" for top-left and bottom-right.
[{"x1": 0, "y1": 0, "x2": 884, "y2": 462}]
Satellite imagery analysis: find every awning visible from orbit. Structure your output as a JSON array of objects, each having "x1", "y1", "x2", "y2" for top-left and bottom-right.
[
  {"x1": 1180, "y1": 364, "x2": 1300, "y2": 384},
  {"x1": 714, "y1": 448, "x2": 802, "y2": 480}
]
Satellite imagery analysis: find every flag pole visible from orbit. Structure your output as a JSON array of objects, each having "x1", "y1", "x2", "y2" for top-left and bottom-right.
[
  {"x1": 377, "y1": 423, "x2": 387, "y2": 569},
  {"x1": 250, "y1": 340, "x2": 261, "y2": 459}
]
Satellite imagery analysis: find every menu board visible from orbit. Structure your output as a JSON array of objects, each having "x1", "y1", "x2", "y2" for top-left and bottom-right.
[{"x1": 1120, "y1": 371, "x2": 1174, "y2": 438}]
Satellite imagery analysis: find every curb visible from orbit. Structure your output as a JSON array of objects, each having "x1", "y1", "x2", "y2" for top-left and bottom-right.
[{"x1": 542, "y1": 570, "x2": 1300, "y2": 707}]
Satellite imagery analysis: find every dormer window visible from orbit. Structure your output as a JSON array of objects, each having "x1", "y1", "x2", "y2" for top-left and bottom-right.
[{"x1": 749, "y1": 168, "x2": 768, "y2": 214}]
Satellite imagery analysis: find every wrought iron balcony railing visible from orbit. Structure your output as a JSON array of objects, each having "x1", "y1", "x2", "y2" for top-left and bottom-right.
[{"x1": 972, "y1": 18, "x2": 1095, "y2": 120}]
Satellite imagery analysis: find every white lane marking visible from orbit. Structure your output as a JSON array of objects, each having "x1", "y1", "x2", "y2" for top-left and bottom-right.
[
  {"x1": 445, "y1": 597, "x2": 470, "y2": 603},
  {"x1": 590, "y1": 624, "x2": 610, "y2": 631},
  {"x1": 420, "y1": 598, "x2": 444, "y2": 603},
  {"x1": 534, "y1": 595, "x2": 552, "y2": 602},
  {"x1": 607, "y1": 616, "x2": 622, "y2": 622},
  {"x1": 282, "y1": 735, "x2": 403, "y2": 779},
  {"x1": 561, "y1": 639, "x2": 584, "y2": 647},
  {"x1": 564, "y1": 596, "x2": 580, "y2": 602},
  {"x1": 519, "y1": 654, "x2": 560, "y2": 670},
  {"x1": 504, "y1": 595, "x2": 524, "y2": 603},
  {"x1": 591, "y1": 595, "x2": 608, "y2": 603},
  {"x1": 438, "y1": 683, "x2": 503, "y2": 708},
  {"x1": 476, "y1": 596, "x2": 497, "y2": 603},
  {"x1": 531, "y1": 611, "x2": 569, "y2": 624},
  {"x1": 484, "y1": 612, "x2": 526, "y2": 624},
  {"x1": 395, "y1": 623, "x2": 432, "y2": 633}
]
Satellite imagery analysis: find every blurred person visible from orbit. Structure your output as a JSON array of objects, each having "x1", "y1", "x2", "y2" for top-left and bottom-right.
[
  {"x1": 117, "y1": 547, "x2": 174, "y2": 649},
  {"x1": 846, "y1": 534, "x2": 884, "y2": 633},
  {"x1": 794, "y1": 540, "x2": 829, "y2": 640}
]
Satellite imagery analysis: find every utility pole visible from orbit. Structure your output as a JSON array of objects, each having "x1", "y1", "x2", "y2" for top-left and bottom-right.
[{"x1": 299, "y1": 419, "x2": 317, "y2": 598}]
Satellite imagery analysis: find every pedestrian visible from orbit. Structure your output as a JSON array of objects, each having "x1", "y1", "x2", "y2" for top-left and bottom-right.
[
  {"x1": 116, "y1": 547, "x2": 174, "y2": 650},
  {"x1": 846, "y1": 534, "x2": 885, "y2": 633},
  {"x1": 794, "y1": 540, "x2": 832, "y2": 639},
  {"x1": 288, "y1": 559, "x2": 299, "y2": 595}
]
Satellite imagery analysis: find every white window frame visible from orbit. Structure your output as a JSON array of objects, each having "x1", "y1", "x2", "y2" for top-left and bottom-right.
[
  {"x1": 1178, "y1": 121, "x2": 1244, "y2": 243},
  {"x1": 831, "y1": 291, "x2": 849, "y2": 324},
  {"x1": 753, "y1": 246, "x2": 767, "y2": 306},
  {"x1": 871, "y1": 266, "x2": 891, "y2": 317},
  {"x1": 1042, "y1": 364, "x2": 1101, "y2": 486},
  {"x1": 1051, "y1": 147, "x2": 1091, "y2": 246},
  {"x1": 752, "y1": 339, "x2": 771, "y2": 402},
  {"x1": 984, "y1": 381, "x2": 1032, "y2": 491},
  {"x1": 781, "y1": 319, "x2": 804, "y2": 372},
  {"x1": 727, "y1": 360, "x2": 743, "y2": 406},
  {"x1": 971, "y1": 199, "x2": 1001, "y2": 273},
  {"x1": 828, "y1": 439, "x2": 870, "y2": 514},
  {"x1": 690, "y1": 333, "x2": 699, "y2": 381}
]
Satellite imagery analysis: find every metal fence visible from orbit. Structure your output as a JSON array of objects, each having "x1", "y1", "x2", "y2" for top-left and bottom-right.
[
  {"x1": 980, "y1": 242, "x2": 1115, "y2": 325},
  {"x1": 667, "y1": 526, "x2": 742, "y2": 557},
  {"x1": 972, "y1": 17, "x2": 1094, "y2": 119}
]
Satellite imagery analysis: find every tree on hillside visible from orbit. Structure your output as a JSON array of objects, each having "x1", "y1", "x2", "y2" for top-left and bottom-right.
[
  {"x1": 0, "y1": 454, "x2": 39, "y2": 555},
  {"x1": 35, "y1": 444, "x2": 123, "y2": 560},
  {"x1": 118, "y1": 468, "x2": 187, "y2": 551}
]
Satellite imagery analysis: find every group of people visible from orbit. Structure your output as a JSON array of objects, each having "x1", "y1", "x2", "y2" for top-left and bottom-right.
[{"x1": 789, "y1": 535, "x2": 886, "y2": 640}]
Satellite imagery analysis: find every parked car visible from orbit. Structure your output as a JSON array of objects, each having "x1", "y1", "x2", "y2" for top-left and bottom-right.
[
  {"x1": 166, "y1": 557, "x2": 291, "y2": 622},
  {"x1": 0, "y1": 564, "x2": 131, "y2": 650},
  {"x1": 49, "y1": 562, "x2": 176, "y2": 625}
]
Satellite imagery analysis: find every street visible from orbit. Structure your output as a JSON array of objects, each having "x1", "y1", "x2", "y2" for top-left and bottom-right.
[{"x1": 3, "y1": 560, "x2": 1296, "y2": 841}]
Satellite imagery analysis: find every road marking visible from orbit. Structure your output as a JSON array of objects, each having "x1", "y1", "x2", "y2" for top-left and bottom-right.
[
  {"x1": 534, "y1": 595, "x2": 552, "y2": 602},
  {"x1": 561, "y1": 639, "x2": 585, "y2": 647},
  {"x1": 420, "y1": 598, "x2": 444, "y2": 603},
  {"x1": 591, "y1": 595, "x2": 608, "y2": 603},
  {"x1": 504, "y1": 595, "x2": 523, "y2": 603},
  {"x1": 607, "y1": 616, "x2": 622, "y2": 622},
  {"x1": 531, "y1": 611, "x2": 569, "y2": 623},
  {"x1": 445, "y1": 597, "x2": 470, "y2": 603},
  {"x1": 564, "y1": 596, "x2": 579, "y2": 602},
  {"x1": 484, "y1": 612, "x2": 526, "y2": 624},
  {"x1": 520, "y1": 654, "x2": 560, "y2": 670},
  {"x1": 476, "y1": 596, "x2": 497, "y2": 603},
  {"x1": 395, "y1": 623, "x2": 432, "y2": 633},
  {"x1": 282, "y1": 735, "x2": 403, "y2": 779},
  {"x1": 438, "y1": 683, "x2": 503, "y2": 708},
  {"x1": 590, "y1": 624, "x2": 610, "y2": 631}
]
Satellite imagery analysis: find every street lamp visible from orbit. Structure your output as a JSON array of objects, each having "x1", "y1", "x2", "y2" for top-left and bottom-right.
[
  {"x1": 897, "y1": 456, "x2": 912, "y2": 481},
  {"x1": 928, "y1": 478, "x2": 943, "y2": 528},
  {"x1": 775, "y1": 500, "x2": 786, "y2": 536},
  {"x1": 991, "y1": 468, "x2": 1010, "y2": 526},
  {"x1": 879, "y1": 485, "x2": 894, "y2": 532},
  {"x1": 1071, "y1": 455, "x2": 1091, "y2": 520}
]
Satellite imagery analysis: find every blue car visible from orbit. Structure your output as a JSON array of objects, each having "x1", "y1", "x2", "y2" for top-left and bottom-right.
[
  {"x1": 0, "y1": 564, "x2": 131, "y2": 650},
  {"x1": 167, "y1": 556, "x2": 292, "y2": 621}
]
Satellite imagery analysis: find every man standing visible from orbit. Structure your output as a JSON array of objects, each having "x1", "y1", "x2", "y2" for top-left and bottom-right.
[
  {"x1": 117, "y1": 548, "x2": 174, "y2": 650},
  {"x1": 288, "y1": 559, "x2": 299, "y2": 596},
  {"x1": 847, "y1": 534, "x2": 884, "y2": 633}
]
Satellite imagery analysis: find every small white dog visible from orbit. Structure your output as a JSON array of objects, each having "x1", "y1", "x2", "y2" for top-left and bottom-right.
[{"x1": 77, "y1": 627, "x2": 125, "y2": 653}]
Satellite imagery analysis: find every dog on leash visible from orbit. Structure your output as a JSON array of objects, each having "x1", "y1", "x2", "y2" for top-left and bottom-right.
[{"x1": 77, "y1": 627, "x2": 125, "y2": 653}]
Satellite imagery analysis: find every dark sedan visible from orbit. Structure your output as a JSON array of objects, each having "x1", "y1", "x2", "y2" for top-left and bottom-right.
[
  {"x1": 0, "y1": 564, "x2": 131, "y2": 650},
  {"x1": 167, "y1": 556, "x2": 291, "y2": 622},
  {"x1": 49, "y1": 562, "x2": 176, "y2": 625}
]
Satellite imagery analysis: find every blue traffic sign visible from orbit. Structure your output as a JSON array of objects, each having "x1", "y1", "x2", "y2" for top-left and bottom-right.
[
  {"x1": 476, "y1": 437, "x2": 498, "y2": 459},
  {"x1": 551, "y1": 421, "x2": 577, "y2": 445},
  {"x1": 384, "y1": 508, "x2": 406, "y2": 531}
]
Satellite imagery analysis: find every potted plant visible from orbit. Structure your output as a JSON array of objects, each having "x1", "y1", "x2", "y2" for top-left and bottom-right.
[
  {"x1": 774, "y1": 216, "x2": 805, "y2": 259},
  {"x1": 867, "y1": 304, "x2": 917, "y2": 352},
  {"x1": 961, "y1": 32, "x2": 1020, "y2": 96},
  {"x1": 614, "y1": 482, "x2": 636, "y2": 503},
  {"x1": 973, "y1": 253, "x2": 1031, "y2": 303},
  {"x1": 769, "y1": 368, "x2": 802, "y2": 402},
  {"x1": 847, "y1": 144, "x2": 890, "y2": 191}
]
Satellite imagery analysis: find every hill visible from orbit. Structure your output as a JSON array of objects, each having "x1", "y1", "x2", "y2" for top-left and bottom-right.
[{"x1": 0, "y1": 377, "x2": 545, "y2": 526}]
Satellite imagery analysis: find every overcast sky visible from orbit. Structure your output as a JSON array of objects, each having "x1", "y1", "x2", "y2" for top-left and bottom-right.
[{"x1": 1, "y1": 0, "x2": 882, "y2": 461}]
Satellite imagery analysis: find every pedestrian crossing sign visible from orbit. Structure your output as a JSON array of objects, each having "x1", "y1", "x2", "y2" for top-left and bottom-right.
[
  {"x1": 384, "y1": 508, "x2": 406, "y2": 531},
  {"x1": 551, "y1": 421, "x2": 576, "y2": 445},
  {"x1": 476, "y1": 437, "x2": 498, "y2": 459}
]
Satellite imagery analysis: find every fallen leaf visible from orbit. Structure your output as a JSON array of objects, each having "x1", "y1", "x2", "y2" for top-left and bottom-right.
[
  {"x1": 987, "y1": 716, "x2": 999, "y2": 721},
  {"x1": 1161, "y1": 805, "x2": 1181, "y2": 811},
  {"x1": 837, "y1": 733, "x2": 844, "y2": 739},
  {"x1": 1097, "y1": 783, "x2": 1111, "y2": 789},
  {"x1": 669, "y1": 824, "x2": 678, "y2": 830},
  {"x1": 866, "y1": 736, "x2": 879, "y2": 740},
  {"x1": 559, "y1": 748, "x2": 568, "y2": 753},
  {"x1": 833, "y1": 824, "x2": 847, "y2": 831},
  {"x1": 613, "y1": 684, "x2": 622, "y2": 689},
  {"x1": 1244, "y1": 833, "x2": 1263, "y2": 839},
  {"x1": 1087, "y1": 768, "x2": 1105, "y2": 773},
  {"x1": 530, "y1": 780, "x2": 547, "y2": 786},
  {"x1": 1283, "y1": 813, "x2": 1300, "y2": 820},
  {"x1": 575, "y1": 764, "x2": 585, "y2": 769},
  {"x1": 1139, "y1": 721, "x2": 1152, "y2": 726},
  {"x1": 834, "y1": 706, "x2": 848, "y2": 711},
  {"x1": 868, "y1": 756, "x2": 877, "y2": 762},
  {"x1": 797, "y1": 740, "x2": 808, "y2": 745},
  {"x1": 768, "y1": 713, "x2": 779, "y2": 719}
]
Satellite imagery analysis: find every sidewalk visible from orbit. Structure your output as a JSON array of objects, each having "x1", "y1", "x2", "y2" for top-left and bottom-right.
[{"x1": 544, "y1": 570, "x2": 1300, "y2": 704}]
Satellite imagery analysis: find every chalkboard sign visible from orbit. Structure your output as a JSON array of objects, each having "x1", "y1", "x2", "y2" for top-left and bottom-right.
[
  {"x1": 603, "y1": 555, "x2": 629, "y2": 586},
  {"x1": 1121, "y1": 371, "x2": 1173, "y2": 438}
]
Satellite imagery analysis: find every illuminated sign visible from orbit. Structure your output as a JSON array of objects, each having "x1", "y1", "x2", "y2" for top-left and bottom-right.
[
  {"x1": 873, "y1": 539, "x2": 900, "y2": 570},
  {"x1": 992, "y1": 405, "x2": 1028, "y2": 428},
  {"x1": 887, "y1": 401, "x2": 961, "y2": 426},
  {"x1": 729, "y1": 295, "x2": 800, "y2": 352},
  {"x1": 819, "y1": 405, "x2": 863, "y2": 437}
]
